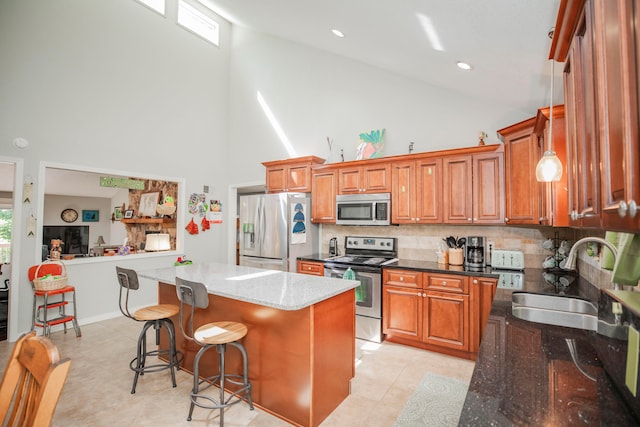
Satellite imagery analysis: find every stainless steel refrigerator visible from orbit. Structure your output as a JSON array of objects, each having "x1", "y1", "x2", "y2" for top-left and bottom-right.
[{"x1": 239, "y1": 193, "x2": 317, "y2": 272}]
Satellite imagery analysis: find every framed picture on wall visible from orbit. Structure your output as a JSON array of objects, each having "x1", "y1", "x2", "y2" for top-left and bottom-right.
[
  {"x1": 113, "y1": 206, "x2": 123, "y2": 221},
  {"x1": 139, "y1": 192, "x2": 160, "y2": 217},
  {"x1": 124, "y1": 209, "x2": 134, "y2": 219},
  {"x1": 82, "y1": 210, "x2": 99, "y2": 222}
]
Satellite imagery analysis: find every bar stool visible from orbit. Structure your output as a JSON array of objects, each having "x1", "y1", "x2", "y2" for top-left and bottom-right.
[
  {"x1": 175, "y1": 277, "x2": 253, "y2": 425},
  {"x1": 116, "y1": 266, "x2": 182, "y2": 394}
]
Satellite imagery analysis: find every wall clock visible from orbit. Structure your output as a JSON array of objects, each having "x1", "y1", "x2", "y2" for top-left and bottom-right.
[{"x1": 61, "y1": 208, "x2": 78, "y2": 223}]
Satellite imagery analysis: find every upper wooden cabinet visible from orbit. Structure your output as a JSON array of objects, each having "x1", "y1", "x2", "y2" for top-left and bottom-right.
[
  {"x1": 552, "y1": 0, "x2": 640, "y2": 231},
  {"x1": 262, "y1": 156, "x2": 325, "y2": 193},
  {"x1": 499, "y1": 117, "x2": 543, "y2": 225},
  {"x1": 592, "y1": 0, "x2": 640, "y2": 230},
  {"x1": 473, "y1": 151, "x2": 505, "y2": 224},
  {"x1": 443, "y1": 149, "x2": 505, "y2": 224},
  {"x1": 338, "y1": 162, "x2": 391, "y2": 194},
  {"x1": 498, "y1": 107, "x2": 568, "y2": 227},
  {"x1": 391, "y1": 157, "x2": 442, "y2": 224},
  {"x1": 563, "y1": 2, "x2": 601, "y2": 228},
  {"x1": 310, "y1": 166, "x2": 338, "y2": 223}
]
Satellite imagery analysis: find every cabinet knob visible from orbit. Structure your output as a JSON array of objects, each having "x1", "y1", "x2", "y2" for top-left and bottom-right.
[
  {"x1": 619, "y1": 201, "x2": 628, "y2": 217},
  {"x1": 442, "y1": 281, "x2": 447, "y2": 286},
  {"x1": 467, "y1": 218, "x2": 472, "y2": 222},
  {"x1": 473, "y1": 279, "x2": 478, "y2": 284},
  {"x1": 399, "y1": 277, "x2": 404, "y2": 281},
  {"x1": 629, "y1": 200, "x2": 637, "y2": 218},
  {"x1": 505, "y1": 217, "x2": 509, "y2": 222}
]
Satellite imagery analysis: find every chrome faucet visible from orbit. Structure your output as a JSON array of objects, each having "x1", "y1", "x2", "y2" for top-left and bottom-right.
[{"x1": 561, "y1": 237, "x2": 620, "y2": 290}]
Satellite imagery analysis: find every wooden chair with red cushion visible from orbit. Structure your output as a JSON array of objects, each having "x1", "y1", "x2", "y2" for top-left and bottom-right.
[{"x1": 28, "y1": 263, "x2": 81, "y2": 337}]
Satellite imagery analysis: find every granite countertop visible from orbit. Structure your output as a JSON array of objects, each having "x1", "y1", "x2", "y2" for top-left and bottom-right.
[
  {"x1": 458, "y1": 276, "x2": 640, "y2": 426},
  {"x1": 138, "y1": 262, "x2": 358, "y2": 311},
  {"x1": 301, "y1": 253, "x2": 511, "y2": 279}
]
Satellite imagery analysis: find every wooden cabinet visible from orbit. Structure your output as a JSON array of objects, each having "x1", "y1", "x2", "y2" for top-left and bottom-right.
[
  {"x1": 499, "y1": 117, "x2": 544, "y2": 225},
  {"x1": 423, "y1": 289, "x2": 469, "y2": 351},
  {"x1": 443, "y1": 150, "x2": 504, "y2": 224},
  {"x1": 499, "y1": 107, "x2": 568, "y2": 227},
  {"x1": 563, "y1": 2, "x2": 601, "y2": 228},
  {"x1": 443, "y1": 155, "x2": 472, "y2": 223},
  {"x1": 297, "y1": 260, "x2": 324, "y2": 276},
  {"x1": 310, "y1": 167, "x2": 337, "y2": 223},
  {"x1": 473, "y1": 151, "x2": 505, "y2": 223},
  {"x1": 338, "y1": 162, "x2": 391, "y2": 194},
  {"x1": 262, "y1": 156, "x2": 325, "y2": 193},
  {"x1": 391, "y1": 157, "x2": 442, "y2": 224},
  {"x1": 553, "y1": 0, "x2": 640, "y2": 231},
  {"x1": 382, "y1": 269, "x2": 423, "y2": 342},
  {"x1": 383, "y1": 269, "x2": 478, "y2": 357},
  {"x1": 469, "y1": 276, "x2": 498, "y2": 353},
  {"x1": 592, "y1": 0, "x2": 640, "y2": 231}
]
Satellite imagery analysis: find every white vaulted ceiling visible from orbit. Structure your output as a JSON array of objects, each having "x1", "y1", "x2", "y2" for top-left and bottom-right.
[{"x1": 200, "y1": 0, "x2": 562, "y2": 114}]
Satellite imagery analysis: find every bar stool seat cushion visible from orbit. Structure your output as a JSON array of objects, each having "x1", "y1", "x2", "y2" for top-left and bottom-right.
[
  {"x1": 134, "y1": 304, "x2": 179, "y2": 322},
  {"x1": 194, "y1": 321, "x2": 247, "y2": 345}
]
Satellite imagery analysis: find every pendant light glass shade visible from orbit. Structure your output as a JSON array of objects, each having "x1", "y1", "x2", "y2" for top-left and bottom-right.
[
  {"x1": 536, "y1": 53, "x2": 563, "y2": 183},
  {"x1": 535, "y1": 150, "x2": 563, "y2": 182}
]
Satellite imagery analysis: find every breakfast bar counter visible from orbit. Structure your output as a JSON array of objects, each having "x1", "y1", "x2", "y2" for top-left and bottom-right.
[{"x1": 139, "y1": 263, "x2": 358, "y2": 427}]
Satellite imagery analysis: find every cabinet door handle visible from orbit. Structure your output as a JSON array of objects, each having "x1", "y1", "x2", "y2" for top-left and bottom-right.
[
  {"x1": 618, "y1": 201, "x2": 628, "y2": 217},
  {"x1": 629, "y1": 200, "x2": 637, "y2": 218},
  {"x1": 473, "y1": 279, "x2": 478, "y2": 284},
  {"x1": 442, "y1": 281, "x2": 447, "y2": 286},
  {"x1": 467, "y1": 218, "x2": 472, "y2": 222},
  {"x1": 399, "y1": 277, "x2": 404, "y2": 281}
]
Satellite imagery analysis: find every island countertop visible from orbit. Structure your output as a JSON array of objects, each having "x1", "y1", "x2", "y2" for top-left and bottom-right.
[{"x1": 138, "y1": 262, "x2": 358, "y2": 311}]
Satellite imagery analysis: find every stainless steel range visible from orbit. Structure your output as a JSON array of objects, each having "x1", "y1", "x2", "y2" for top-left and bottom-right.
[{"x1": 324, "y1": 236, "x2": 398, "y2": 343}]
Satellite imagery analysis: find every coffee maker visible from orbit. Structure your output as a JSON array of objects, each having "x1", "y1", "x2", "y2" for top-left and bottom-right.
[{"x1": 465, "y1": 236, "x2": 486, "y2": 268}]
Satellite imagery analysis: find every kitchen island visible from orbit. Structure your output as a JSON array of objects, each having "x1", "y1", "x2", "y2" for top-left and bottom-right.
[{"x1": 138, "y1": 262, "x2": 358, "y2": 427}]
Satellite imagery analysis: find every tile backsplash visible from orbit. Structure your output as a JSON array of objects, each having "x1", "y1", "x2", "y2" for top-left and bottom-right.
[{"x1": 320, "y1": 224, "x2": 621, "y2": 290}]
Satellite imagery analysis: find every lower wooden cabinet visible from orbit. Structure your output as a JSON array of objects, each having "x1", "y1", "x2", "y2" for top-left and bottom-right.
[
  {"x1": 383, "y1": 268, "x2": 497, "y2": 359},
  {"x1": 382, "y1": 284, "x2": 422, "y2": 340},
  {"x1": 297, "y1": 260, "x2": 324, "y2": 276},
  {"x1": 423, "y1": 290, "x2": 469, "y2": 351},
  {"x1": 470, "y1": 276, "x2": 498, "y2": 353}
]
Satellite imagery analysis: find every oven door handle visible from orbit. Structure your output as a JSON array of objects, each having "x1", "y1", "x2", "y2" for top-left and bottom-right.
[{"x1": 329, "y1": 267, "x2": 349, "y2": 277}]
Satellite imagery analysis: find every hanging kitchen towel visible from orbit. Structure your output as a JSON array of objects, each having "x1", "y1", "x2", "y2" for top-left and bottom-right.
[
  {"x1": 612, "y1": 233, "x2": 640, "y2": 286},
  {"x1": 601, "y1": 231, "x2": 619, "y2": 270}
]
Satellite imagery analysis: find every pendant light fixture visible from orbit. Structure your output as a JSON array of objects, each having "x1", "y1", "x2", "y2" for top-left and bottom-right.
[{"x1": 536, "y1": 31, "x2": 563, "y2": 182}]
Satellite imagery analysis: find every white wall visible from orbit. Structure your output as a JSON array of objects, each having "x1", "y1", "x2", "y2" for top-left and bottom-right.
[
  {"x1": 0, "y1": 0, "x2": 232, "y2": 338},
  {"x1": 226, "y1": 26, "x2": 533, "y2": 185}
]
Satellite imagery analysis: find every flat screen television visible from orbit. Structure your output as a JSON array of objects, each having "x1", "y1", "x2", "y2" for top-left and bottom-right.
[{"x1": 43, "y1": 226, "x2": 90, "y2": 256}]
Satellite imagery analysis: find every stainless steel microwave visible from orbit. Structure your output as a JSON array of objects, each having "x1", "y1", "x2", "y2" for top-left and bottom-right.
[{"x1": 336, "y1": 193, "x2": 390, "y2": 225}]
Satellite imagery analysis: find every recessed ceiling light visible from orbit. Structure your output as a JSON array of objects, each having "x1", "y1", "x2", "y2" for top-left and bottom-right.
[
  {"x1": 456, "y1": 61, "x2": 473, "y2": 70},
  {"x1": 332, "y1": 29, "x2": 344, "y2": 38}
]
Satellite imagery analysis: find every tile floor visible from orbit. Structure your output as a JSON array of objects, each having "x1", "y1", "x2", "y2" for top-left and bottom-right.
[{"x1": 0, "y1": 317, "x2": 475, "y2": 426}]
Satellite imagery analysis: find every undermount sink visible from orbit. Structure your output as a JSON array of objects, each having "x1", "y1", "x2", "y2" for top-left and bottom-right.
[{"x1": 511, "y1": 292, "x2": 598, "y2": 331}]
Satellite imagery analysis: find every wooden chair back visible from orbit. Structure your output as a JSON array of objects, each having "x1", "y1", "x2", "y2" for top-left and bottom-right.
[{"x1": 0, "y1": 331, "x2": 71, "y2": 426}]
